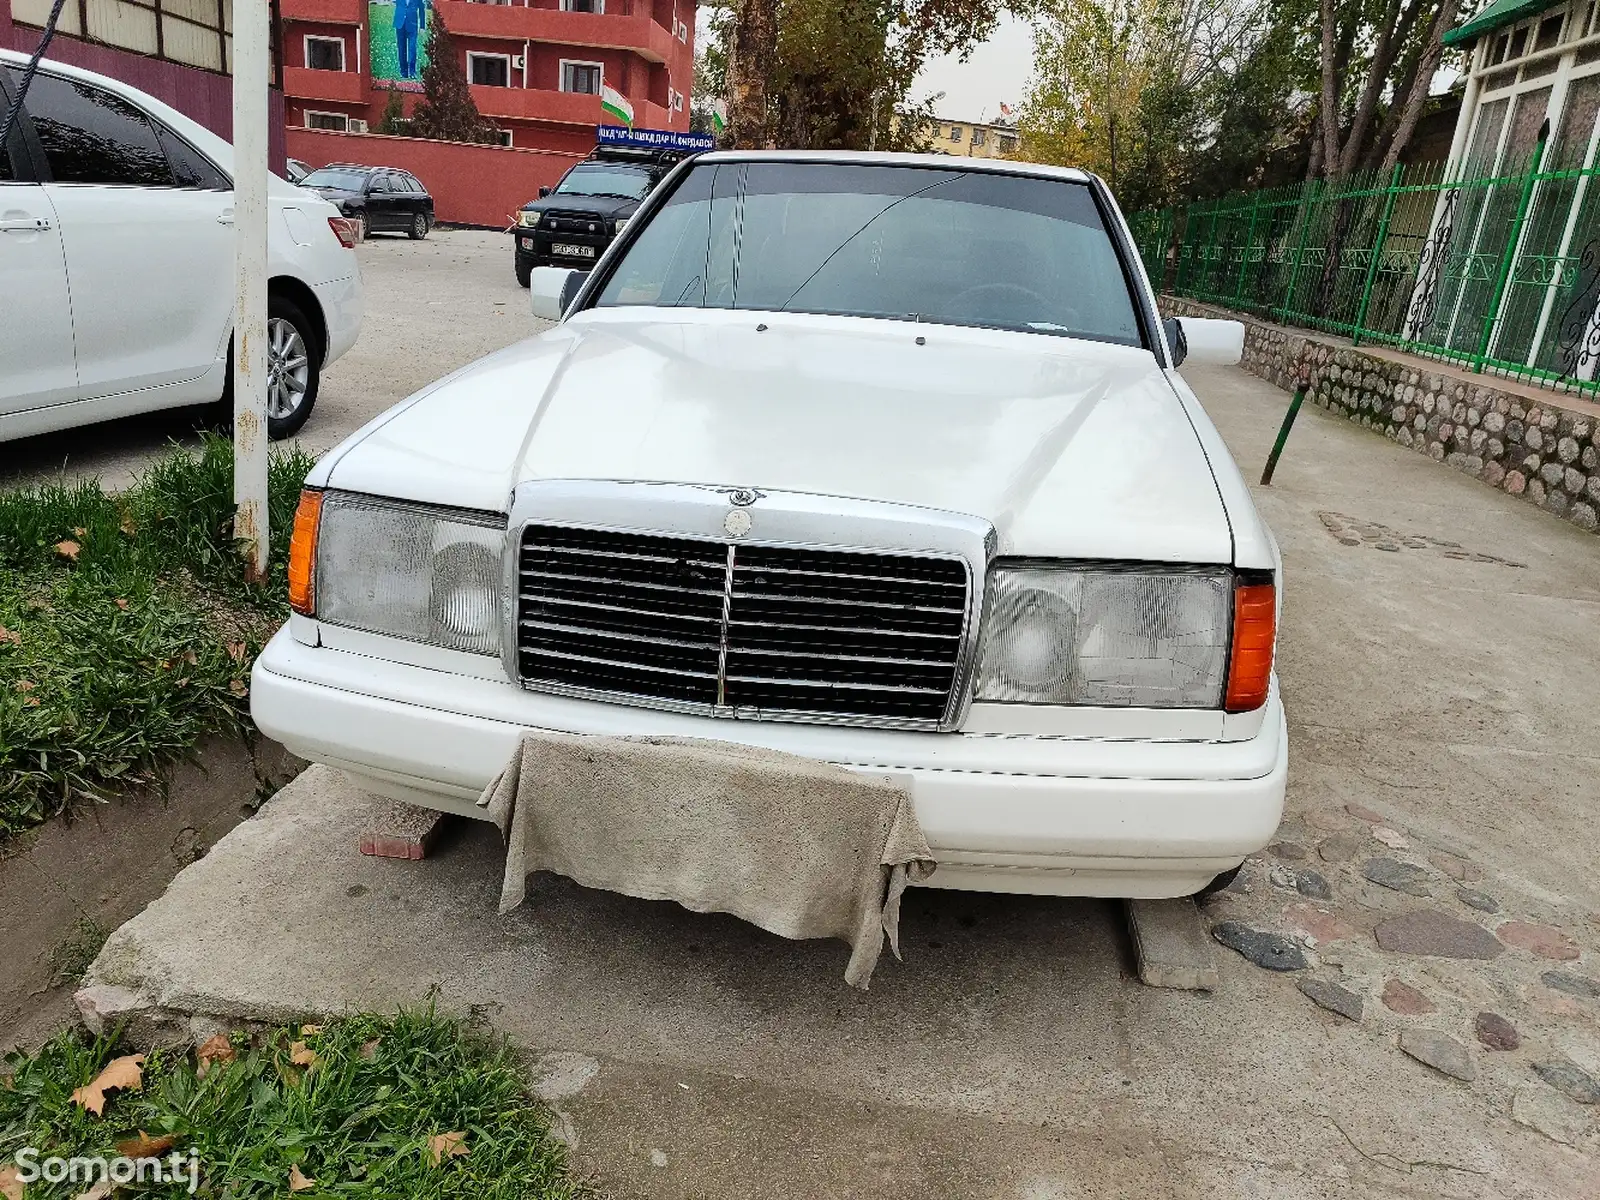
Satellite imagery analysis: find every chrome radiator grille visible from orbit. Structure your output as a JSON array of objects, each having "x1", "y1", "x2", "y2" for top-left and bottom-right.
[{"x1": 516, "y1": 524, "x2": 971, "y2": 724}]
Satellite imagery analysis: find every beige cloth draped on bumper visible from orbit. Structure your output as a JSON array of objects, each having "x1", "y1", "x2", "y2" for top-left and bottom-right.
[{"x1": 477, "y1": 733, "x2": 936, "y2": 989}]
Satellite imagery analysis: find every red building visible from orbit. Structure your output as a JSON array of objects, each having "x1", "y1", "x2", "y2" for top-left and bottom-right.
[{"x1": 279, "y1": 0, "x2": 696, "y2": 156}]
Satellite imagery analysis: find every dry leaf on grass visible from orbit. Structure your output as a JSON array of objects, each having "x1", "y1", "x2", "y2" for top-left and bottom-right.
[
  {"x1": 54, "y1": 539, "x2": 81, "y2": 561},
  {"x1": 0, "y1": 626, "x2": 19, "y2": 646},
  {"x1": 74, "y1": 1178, "x2": 112, "y2": 1200},
  {"x1": 72, "y1": 527, "x2": 87, "y2": 538},
  {"x1": 288, "y1": 1164, "x2": 316, "y2": 1192},
  {"x1": 358, "y1": 1038, "x2": 382, "y2": 1060},
  {"x1": 14, "y1": 680, "x2": 34, "y2": 693},
  {"x1": 229, "y1": 679, "x2": 249, "y2": 698},
  {"x1": 195, "y1": 1033, "x2": 236, "y2": 1078},
  {"x1": 426, "y1": 1132, "x2": 469, "y2": 1165},
  {"x1": 225, "y1": 641, "x2": 249, "y2": 662},
  {"x1": 116, "y1": 1130, "x2": 177, "y2": 1157},
  {"x1": 70, "y1": 1054, "x2": 145, "y2": 1116},
  {"x1": 289, "y1": 1041, "x2": 318, "y2": 1068},
  {"x1": 1, "y1": 1163, "x2": 24, "y2": 1200},
  {"x1": 120, "y1": 512, "x2": 137, "y2": 537},
  {"x1": 114, "y1": 598, "x2": 129, "y2": 610},
  {"x1": 298, "y1": 1024, "x2": 323, "y2": 1037}
]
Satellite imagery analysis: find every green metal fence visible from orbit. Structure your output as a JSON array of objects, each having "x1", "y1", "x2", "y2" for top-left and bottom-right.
[{"x1": 1129, "y1": 150, "x2": 1600, "y2": 399}]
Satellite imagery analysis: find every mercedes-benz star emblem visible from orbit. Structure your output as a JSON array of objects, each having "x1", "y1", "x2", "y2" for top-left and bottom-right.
[{"x1": 726, "y1": 487, "x2": 761, "y2": 507}]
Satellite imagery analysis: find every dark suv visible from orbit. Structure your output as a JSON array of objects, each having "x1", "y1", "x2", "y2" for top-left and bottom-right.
[
  {"x1": 512, "y1": 144, "x2": 695, "y2": 286},
  {"x1": 302, "y1": 164, "x2": 434, "y2": 241}
]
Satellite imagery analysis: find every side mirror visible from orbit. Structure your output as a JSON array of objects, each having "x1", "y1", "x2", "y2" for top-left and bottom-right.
[
  {"x1": 1172, "y1": 317, "x2": 1243, "y2": 367},
  {"x1": 530, "y1": 266, "x2": 582, "y2": 321},
  {"x1": 1163, "y1": 317, "x2": 1188, "y2": 368},
  {"x1": 538, "y1": 186, "x2": 552, "y2": 198}
]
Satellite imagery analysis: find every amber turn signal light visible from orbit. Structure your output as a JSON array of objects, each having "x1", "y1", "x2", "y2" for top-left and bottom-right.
[
  {"x1": 287, "y1": 489, "x2": 324, "y2": 616},
  {"x1": 1225, "y1": 579, "x2": 1276, "y2": 713}
]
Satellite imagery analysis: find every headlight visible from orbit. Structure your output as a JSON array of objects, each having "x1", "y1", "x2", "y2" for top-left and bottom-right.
[
  {"x1": 612, "y1": 216, "x2": 630, "y2": 234},
  {"x1": 976, "y1": 567, "x2": 1232, "y2": 708},
  {"x1": 314, "y1": 493, "x2": 504, "y2": 657},
  {"x1": 518, "y1": 210, "x2": 541, "y2": 227}
]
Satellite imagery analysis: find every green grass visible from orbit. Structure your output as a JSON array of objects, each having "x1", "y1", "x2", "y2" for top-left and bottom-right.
[
  {"x1": 0, "y1": 436, "x2": 313, "y2": 839},
  {"x1": 0, "y1": 1011, "x2": 582, "y2": 1198},
  {"x1": 368, "y1": 3, "x2": 431, "y2": 88}
]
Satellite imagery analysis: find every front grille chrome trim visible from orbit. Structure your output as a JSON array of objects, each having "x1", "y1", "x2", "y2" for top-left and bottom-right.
[{"x1": 501, "y1": 481, "x2": 996, "y2": 732}]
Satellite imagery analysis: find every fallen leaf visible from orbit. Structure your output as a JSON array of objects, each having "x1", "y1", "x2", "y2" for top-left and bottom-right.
[
  {"x1": 72, "y1": 527, "x2": 87, "y2": 538},
  {"x1": 426, "y1": 1132, "x2": 469, "y2": 1165},
  {"x1": 14, "y1": 680, "x2": 34, "y2": 692},
  {"x1": 120, "y1": 512, "x2": 137, "y2": 537},
  {"x1": 1, "y1": 1163, "x2": 23, "y2": 1200},
  {"x1": 359, "y1": 1038, "x2": 382, "y2": 1060},
  {"x1": 114, "y1": 598, "x2": 129, "y2": 610},
  {"x1": 174, "y1": 677, "x2": 190, "y2": 688},
  {"x1": 288, "y1": 1164, "x2": 315, "y2": 1193},
  {"x1": 0, "y1": 626, "x2": 19, "y2": 646},
  {"x1": 299, "y1": 1024, "x2": 323, "y2": 1037},
  {"x1": 71, "y1": 1053, "x2": 145, "y2": 1116},
  {"x1": 116, "y1": 1130, "x2": 176, "y2": 1157},
  {"x1": 22, "y1": 697, "x2": 39, "y2": 707},
  {"x1": 54, "y1": 539, "x2": 81, "y2": 561},
  {"x1": 181, "y1": 650, "x2": 198, "y2": 666},
  {"x1": 73, "y1": 1180, "x2": 111, "y2": 1200},
  {"x1": 195, "y1": 1033, "x2": 236, "y2": 1078},
  {"x1": 229, "y1": 679, "x2": 249, "y2": 698},
  {"x1": 289, "y1": 1041, "x2": 318, "y2": 1068},
  {"x1": 225, "y1": 641, "x2": 249, "y2": 662}
]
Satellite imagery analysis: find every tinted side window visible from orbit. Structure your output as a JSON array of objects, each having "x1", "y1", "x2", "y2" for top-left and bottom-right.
[
  {"x1": 14, "y1": 70, "x2": 173, "y2": 186},
  {"x1": 156, "y1": 124, "x2": 228, "y2": 189}
]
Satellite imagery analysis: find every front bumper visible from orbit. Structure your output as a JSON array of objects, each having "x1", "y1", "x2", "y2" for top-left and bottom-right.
[
  {"x1": 514, "y1": 229, "x2": 609, "y2": 267},
  {"x1": 252, "y1": 627, "x2": 1287, "y2": 898}
]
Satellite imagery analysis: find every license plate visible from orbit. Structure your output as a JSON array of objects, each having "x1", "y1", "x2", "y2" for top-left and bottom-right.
[
  {"x1": 520, "y1": 237, "x2": 535, "y2": 251},
  {"x1": 554, "y1": 243, "x2": 596, "y2": 258}
]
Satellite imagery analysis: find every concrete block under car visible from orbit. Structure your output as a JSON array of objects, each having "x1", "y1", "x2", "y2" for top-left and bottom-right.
[{"x1": 1125, "y1": 897, "x2": 1219, "y2": 991}]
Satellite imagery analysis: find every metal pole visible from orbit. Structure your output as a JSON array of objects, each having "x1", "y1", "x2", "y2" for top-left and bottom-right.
[
  {"x1": 1352, "y1": 163, "x2": 1404, "y2": 346},
  {"x1": 1261, "y1": 362, "x2": 1314, "y2": 486},
  {"x1": 1280, "y1": 179, "x2": 1320, "y2": 323},
  {"x1": 234, "y1": 0, "x2": 270, "y2": 582}
]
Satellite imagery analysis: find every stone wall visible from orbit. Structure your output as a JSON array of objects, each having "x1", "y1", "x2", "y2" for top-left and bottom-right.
[{"x1": 1162, "y1": 297, "x2": 1600, "y2": 537}]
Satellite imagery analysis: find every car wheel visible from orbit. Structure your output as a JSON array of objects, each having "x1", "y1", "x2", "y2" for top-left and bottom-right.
[
  {"x1": 409, "y1": 212, "x2": 430, "y2": 240},
  {"x1": 515, "y1": 255, "x2": 532, "y2": 288},
  {"x1": 265, "y1": 295, "x2": 320, "y2": 439},
  {"x1": 1194, "y1": 863, "x2": 1243, "y2": 898}
]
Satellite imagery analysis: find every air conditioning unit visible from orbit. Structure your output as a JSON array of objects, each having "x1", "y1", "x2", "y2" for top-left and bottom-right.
[
  {"x1": 350, "y1": 119, "x2": 368, "y2": 133},
  {"x1": 512, "y1": 54, "x2": 525, "y2": 69}
]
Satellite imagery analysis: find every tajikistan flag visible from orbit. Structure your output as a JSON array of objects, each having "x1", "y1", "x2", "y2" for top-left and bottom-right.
[{"x1": 600, "y1": 84, "x2": 634, "y2": 126}]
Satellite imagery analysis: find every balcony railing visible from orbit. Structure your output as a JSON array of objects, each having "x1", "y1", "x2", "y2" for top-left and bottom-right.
[
  {"x1": 469, "y1": 83, "x2": 673, "y2": 129},
  {"x1": 283, "y1": 66, "x2": 369, "y2": 105},
  {"x1": 436, "y1": 0, "x2": 679, "y2": 63}
]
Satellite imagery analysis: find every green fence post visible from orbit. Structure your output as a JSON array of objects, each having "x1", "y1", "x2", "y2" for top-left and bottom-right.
[
  {"x1": 1474, "y1": 136, "x2": 1548, "y2": 372},
  {"x1": 1279, "y1": 179, "x2": 1320, "y2": 322},
  {"x1": 1352, "y1": 163, "x2": 1404, "y2": 347},
  {"x1": 1232, "y1": 190, "x2": 1263, "y2": 311}
]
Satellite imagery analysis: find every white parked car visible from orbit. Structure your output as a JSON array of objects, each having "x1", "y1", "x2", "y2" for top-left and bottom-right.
[
  {"x1": 0, "y1": 51, "x2": 363, "y2": 443},
  {"x1": 254, "y1": 152, "x2": 1284, "y2": 900}
]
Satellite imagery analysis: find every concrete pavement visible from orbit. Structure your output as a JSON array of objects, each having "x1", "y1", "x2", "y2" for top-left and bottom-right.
[{"x1": 75, "y1": 360, "x2": 1600, "y2": 1196}]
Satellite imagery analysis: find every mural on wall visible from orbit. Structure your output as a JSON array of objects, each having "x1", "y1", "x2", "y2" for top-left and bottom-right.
[{"x1": 369, "y1": 0, "x2": 432, "y2": 92}]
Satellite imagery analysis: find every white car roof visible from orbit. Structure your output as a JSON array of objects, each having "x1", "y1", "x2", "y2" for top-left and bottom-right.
[{"x1": 692, "y1": 148, "x2": 1095, "y2": 185}]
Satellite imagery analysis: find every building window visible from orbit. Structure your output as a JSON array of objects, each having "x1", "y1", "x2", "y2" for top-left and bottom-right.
[
  {"x1": 305, "y1": 111, "x2": 349, "y2": 131},
  {"x1": 1534, "y1": 14, "x2": 1563, "y2": 52},
  {"x1": 561, "y1": 61, "x2": 603, "y2": 94},
  {"x1": 948, "y1": 125, "x2": 962, "y2": 142},
  {"x1": 494, "y1": 129, "x2": 513, "y2": 146},
  {"x1": 562, "y1": 0, "x2": 605, "y2": 10},
  {"x1": 971, "y1": 128, "x2": 986, "y2": 147},
  {"x1": 468, "y1": 53, "x2": 512, "y2": 88},
  {"x1": 1507, "y1": 23, "x2": 1529, "y2": 60},
  {"x1": 304, "y1": 36, "x2": 345, "y2": 71},
  {"x1": 999, "y1": 135, "x2": 1018, "y2": 154}
]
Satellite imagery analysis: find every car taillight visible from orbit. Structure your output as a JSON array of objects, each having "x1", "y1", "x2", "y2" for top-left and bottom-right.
[
  {"x1": 1225, "y1": 576, "x2": 1276, "y2": 713},
  {"x1": 288, "y1": 489, "x2": 324, "y2": 615},
  {"x1": 328, "y1": 216, "x2": 358, "y2": 249}
]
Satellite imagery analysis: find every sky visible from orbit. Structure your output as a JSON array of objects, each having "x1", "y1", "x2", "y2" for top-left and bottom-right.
[{"x1": 911, "y1": 14, "x2": 1037, "y2": 123}]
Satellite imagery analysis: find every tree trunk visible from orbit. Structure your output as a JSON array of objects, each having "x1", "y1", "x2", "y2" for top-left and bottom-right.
[
  {"x1": 1318, "y1": 0, "x2": 1343, "y2": 180},
  {"x1": 1336, "y1": 0, "x2": 1408, "y2": 177},
  {"x1": 1379, "y1": 0, "x2": 1460, "y2": 174},
  {"x1": 727, "y1": 0, "x2": 777, "y2": 149}
]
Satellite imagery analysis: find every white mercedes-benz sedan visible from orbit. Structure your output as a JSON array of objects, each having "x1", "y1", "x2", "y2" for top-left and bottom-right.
[{"x1": 252, "y1": 151, "x2": 1285, "y2": 900}]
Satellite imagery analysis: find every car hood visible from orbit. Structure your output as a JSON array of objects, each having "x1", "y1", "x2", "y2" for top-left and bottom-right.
[
  {"x1": 310, "y1": 186, "x2": 361, "y2": 203},
  {"x1": 321, "y1": 308, "x2": 1233, "y2": 563},
  {"x1": 526, "y1": 193, "x2": 640, "y2": 218}
]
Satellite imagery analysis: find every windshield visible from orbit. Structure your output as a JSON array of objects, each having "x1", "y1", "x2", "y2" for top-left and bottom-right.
[
  {"x1": 594, "y1": 162, "x2": 1143, "y2": 346},
  {"x1": 555, "y1": 163, "x2": 652, "y2": 200},
  {"x1": 303, "y1": 168, "x2": 370, "y2": 191}
]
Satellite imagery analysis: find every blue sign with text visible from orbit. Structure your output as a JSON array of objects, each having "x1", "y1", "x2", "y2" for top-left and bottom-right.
[{"x1": 596, "y1": 126, "x2": 716, "y2": 153}]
